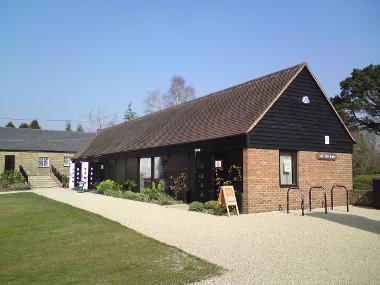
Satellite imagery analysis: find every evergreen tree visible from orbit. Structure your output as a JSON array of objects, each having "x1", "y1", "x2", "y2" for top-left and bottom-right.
[
  {"x1": 332, "y1": 64, "x2": 380, "y2": 134},
  {"x1": 76, "y1": 124, "x2": 84, "y2": 132},
  {"x1": 65, "y1": 121, "x2": 72, "y2": 131},
  {"x1": 19, "y1": 123, "x2": 29, "y2": 128},
  {"x1": 6, "y1": 121, "x2": 15, "y2": 128},
  {"x1": 29, "y1": 119, "x2": 41, "y2": 129},
  {"x1": 124, "y1": 103, "x2": 138, "y2": 122}
]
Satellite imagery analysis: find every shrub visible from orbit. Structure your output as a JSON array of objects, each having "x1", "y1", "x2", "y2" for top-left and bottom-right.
[
  {"x1": 95, "y1": 179, "x2": 122, "y2": 194},
  {"x1": 212, "y1": 205, "x2": 226, "y2": 216},
  {"x1": 204, "y1": 200, "x2": 218, "y2": 210},
  {"x1": 62, "y1": 175, "x2": 69, "y2": 188},
  {"x1": 123, "y1": 190, "x2": 138, "y2": 199},
  {"x1": 350, "y1": 189, "x2": 373, "y2": 207},
  {"x1": 189, "y1": 201, "x2": 204, "y2": 212},
  {"x1": 106, "y1": 189, "x2": 123, "y2": 198},
  {"x1": 143, "y1": 181, "x2": 164, "y2": 200},
  {"x1": 0, "y1": 171, "x2": 24, "y2": 187},
  {"x1": 0, "y1": 171, "x2": 28, "y2": 191},
  {"x1": 122, "y1": 179, "x2": 137, "y2": 192},
  {"x1": 354, "y1": 174, "x2": 380, "y2": 190},
  {"x1": 169, "y1": 172, "x2": 188, "y2": 199},
  {"x1": 11, "y1": 183, "x2": 31, "y2": 191},
  {"x1": 156, "y1": 193, "x2": 181, "y2": 205}
]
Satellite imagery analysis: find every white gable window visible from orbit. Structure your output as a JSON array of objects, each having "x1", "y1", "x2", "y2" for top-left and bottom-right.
[
  {"x1": 38, "y1": 157, "x2": 49, "y2": 168},
  {"x1": 64, "y1": 156, "x2": 71, "y2": 167}
]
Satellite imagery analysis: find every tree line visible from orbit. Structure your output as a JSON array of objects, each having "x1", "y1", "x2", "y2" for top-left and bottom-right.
[
  {"x1": 331, "y1": 64, "x2": 379, "y2": 175},
  {"x1": 5, "y1": 119, "x2": 41, "y2": 129}
]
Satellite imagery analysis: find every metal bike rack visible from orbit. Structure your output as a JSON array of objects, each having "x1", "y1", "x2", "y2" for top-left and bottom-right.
[
  {"x1": 309, "y1": 186, "x2": 327, "y2": 214},
  {"x1": 331, "y1": 184, "x2": 349, "y2": 212},
  {"x1": 287, "y1": 187, "x2": 304, "y2": 216}
]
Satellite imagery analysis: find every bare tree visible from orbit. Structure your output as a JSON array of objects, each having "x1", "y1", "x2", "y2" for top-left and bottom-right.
[
  {"x1": 88, "y1": 106, "x2": 118, "y2": 130},
  {"x1": 163, "y1": 76, "x2": 195, "y2": 108},
  {"x1": 143, "y1": 76, "x2": 196, "y2": 114},
  {"x1": 144, "y1": 90, "x2": 163, "y2": 114}
]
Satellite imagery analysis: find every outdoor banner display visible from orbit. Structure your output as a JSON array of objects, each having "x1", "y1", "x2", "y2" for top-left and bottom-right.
[
  {"x1": 69, "y1": 163, "x2": 75, "y2": 189},
  {"x1": 81, "y1": 162, "x2": 89, "y2": 190},
  {"x1": 217, "y1": 186, "x2": 240, "y2": 216}
]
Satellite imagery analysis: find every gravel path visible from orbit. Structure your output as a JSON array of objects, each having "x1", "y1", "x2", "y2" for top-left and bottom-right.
[{"x1": 33, "y1": 188, "x2": 380, "y2": 285}]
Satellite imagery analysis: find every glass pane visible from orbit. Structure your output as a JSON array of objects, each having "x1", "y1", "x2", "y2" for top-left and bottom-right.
[
  {"x1": 154, "y1": 157, "x2": 166, "y2": 188},
  {"x1": 154, "y1": 157, "x2": 164, "y2": 179},
  {"x1": 139, "y1": 158, "x2": 151, "y2": 191},
  {"x1": 280, "y1": 152, "x2": 293, "y2": 185}
]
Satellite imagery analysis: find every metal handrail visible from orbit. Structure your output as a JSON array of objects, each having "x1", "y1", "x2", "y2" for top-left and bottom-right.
[
  {"x1": 309, "y1": 186, "x2": 327, "y2": 214},
  {"x1": 331, "y1": 184, "x2": 349, "y2": 212},
  {"x1": 19, "y1": 165, "x2": 30, "y2": 186},
  {"x1": 51, "y1": 165, "x2": 63, "y2": 184},
  {"x1": 287, "y1": 187, "x2": 304, "y2": 216}
]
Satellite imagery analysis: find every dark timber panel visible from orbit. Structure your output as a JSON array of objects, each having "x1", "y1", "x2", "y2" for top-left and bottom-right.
[{"x1": 248, "y1": 68, "x2": 353, "y2": 153}]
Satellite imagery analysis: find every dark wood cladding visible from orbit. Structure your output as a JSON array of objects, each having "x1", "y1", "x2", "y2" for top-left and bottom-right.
[{"x1": 248, "y1": 68, "x2": 353, "y2": 153}]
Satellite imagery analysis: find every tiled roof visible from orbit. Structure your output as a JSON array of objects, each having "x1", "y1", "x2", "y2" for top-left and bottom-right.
[
  {"x1": 0, "y1": 127, "x2": 95, "y2": 152},
  {"x1": 79, "y1": 63, "x2": 306, "y2": 157}
]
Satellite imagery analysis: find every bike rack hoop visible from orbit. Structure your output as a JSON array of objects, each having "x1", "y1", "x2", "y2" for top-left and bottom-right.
[
  {"x1": 286, "y1": 187, "x2": 304, "y2": 216},
  {"x1": 331, "y1": 184, "x2": 349, "y2": 212},
  {"x1": 309, "y1": 186, "x2": 327, "y2": 214}
]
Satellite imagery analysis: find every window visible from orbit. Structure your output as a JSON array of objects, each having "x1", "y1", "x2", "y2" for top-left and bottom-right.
[
  {"x1": 154, "y1": 157, "x2": 167, "y2": 187},
  {"x1": 279, "y1": 151, "x2": 297, "y2": 186},
  {"x1": 64, "y1": 156, "x2": 71, "y2": 167},
  {"x1": 38, "y1": 157, "x2": 49, "y2": 168},
  {"x1": 139, "y1": 158, "x2": 152, "y2": 192}
]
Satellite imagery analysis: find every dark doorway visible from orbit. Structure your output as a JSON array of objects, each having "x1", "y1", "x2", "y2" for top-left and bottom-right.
[
  {"x1": 195, "y1": 152, "x2": 213, "y2": 202},
  {"x1": 4, "y1": 155, "x2": 15, "y2": 172}
]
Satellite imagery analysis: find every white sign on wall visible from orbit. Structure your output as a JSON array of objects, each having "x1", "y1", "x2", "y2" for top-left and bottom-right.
[
  {"x1": 324, "y1": 135, "x2": 330, "y2": 145},
  {"x1": 283, "y1": 159, "x2": 292, "y2": 173},
  {"x1": 215, "y1": 160, "x2": 223, "y2": 168},
  {"x1": 302, "y1": 96, "x2": 310, "y2": 104}
]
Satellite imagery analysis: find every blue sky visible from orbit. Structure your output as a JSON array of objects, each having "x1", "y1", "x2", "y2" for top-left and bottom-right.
[{"x1": 0, "y1": 0, "x2": 379, "y2": 131}]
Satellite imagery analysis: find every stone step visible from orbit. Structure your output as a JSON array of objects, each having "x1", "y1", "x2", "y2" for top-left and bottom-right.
[{"x1": 29, "y1": 175, "x2": 59, "y2": 189}]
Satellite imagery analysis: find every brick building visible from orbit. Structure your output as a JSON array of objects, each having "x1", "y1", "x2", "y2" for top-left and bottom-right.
[
  {"x1": 75, "y1": 63, "x2": 354, "y2": 213},
  {"x1": 0, "y1": 128, "x2": 94, "y2": 177}
]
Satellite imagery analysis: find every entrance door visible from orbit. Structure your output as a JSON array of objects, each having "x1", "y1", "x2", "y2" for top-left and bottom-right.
[
  {"x1": 4, "y1": 155, "x2": 15, "y2": 172},
  {"x1": 195, "y1": 152, "x2": 212, "y2": 202}
]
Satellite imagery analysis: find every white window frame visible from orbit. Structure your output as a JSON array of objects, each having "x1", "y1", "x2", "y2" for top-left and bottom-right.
[
  {"x1": 63, "y1": 156, "x2": 71, "y2": 167},
  {"x1": 38, "y1": 157, "x2": 49, "y2": 168}
]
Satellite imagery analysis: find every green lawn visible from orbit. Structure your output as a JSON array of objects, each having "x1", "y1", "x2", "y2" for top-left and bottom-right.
[{"x1": 0, "y1": 193, "x2": 222, "y2": 284}]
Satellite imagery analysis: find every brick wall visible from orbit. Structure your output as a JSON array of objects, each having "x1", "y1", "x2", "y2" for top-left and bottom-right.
[
  {"x1": 243, "y1": 148, "x2": 352, "y2": 213},
  {"x1": 0, "y1": 151, "x2": 74, "y2": 176}
]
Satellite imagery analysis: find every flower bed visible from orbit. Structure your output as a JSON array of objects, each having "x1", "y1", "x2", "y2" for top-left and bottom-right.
[{"x1": 93, "y1": 179, "x2": 181, "y2": 206}]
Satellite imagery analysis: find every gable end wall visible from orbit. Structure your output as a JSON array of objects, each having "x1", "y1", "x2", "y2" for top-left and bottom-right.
[{"x1": 247, "y1": 67, "x2": 353, "y2": 153}]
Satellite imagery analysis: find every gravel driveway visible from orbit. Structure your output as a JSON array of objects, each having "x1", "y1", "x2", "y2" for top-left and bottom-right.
[{"x1": 34, "y1": 188, "x2": 380, "y2": 285}]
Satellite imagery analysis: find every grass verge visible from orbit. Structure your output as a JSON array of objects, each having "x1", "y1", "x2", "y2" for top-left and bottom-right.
[{"x1": 0, "y1": 193, "x2": 222, "y2": 284}]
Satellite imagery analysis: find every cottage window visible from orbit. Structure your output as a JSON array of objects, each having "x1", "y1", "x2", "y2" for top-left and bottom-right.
[
  {"x1": 64, "y1": 156, "x2": 71, "y2": 167},
  {"x1": 38, "y1": 157, "x2": 49, "y2": 168},
  {"x1": 279, "y1": 151, "x2": 297, "y2": 186}
]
